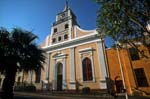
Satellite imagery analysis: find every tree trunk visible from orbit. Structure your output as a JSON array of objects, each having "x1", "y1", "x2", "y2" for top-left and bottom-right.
[{"x1": 1, "y1": 66, "x2": 17, "y2": 99}]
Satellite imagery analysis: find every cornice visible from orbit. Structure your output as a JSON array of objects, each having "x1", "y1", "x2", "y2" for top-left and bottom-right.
[{"x1": 42, "y1": 33, "x2": 101, "y2": 53}]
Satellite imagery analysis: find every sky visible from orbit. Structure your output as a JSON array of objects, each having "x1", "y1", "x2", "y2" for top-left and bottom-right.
[{"x1": 0, "y1": 0, "x2": 113, "y2": 47}]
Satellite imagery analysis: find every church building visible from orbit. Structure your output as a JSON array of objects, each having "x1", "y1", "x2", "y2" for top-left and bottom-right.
[
  {"x1": 40, "y1": 3, "x2": 108, "y2": 91},
  {"x1": 2, "y1": 1, "x2": 149, "y2": 96},
  {"x1": 39, "y1": 2, "x2": 150, "y2": 95}
]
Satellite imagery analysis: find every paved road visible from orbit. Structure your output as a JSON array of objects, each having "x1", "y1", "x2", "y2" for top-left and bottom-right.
[
  {"x1": 2, "y1": 92, "x2": 150, "y2": 99},
  {"x1": 13, "y1": 92, "x2": 150, "y2": 99},
  {"x1": 14, "y1": 95, "x2": 102, "y2": 99},
  {"x1": 14, "y1": 92, "x2": 111, "y2": 99},
  {"x1": 14, "y1": 95, "x2": 150, "y2": 99},
  {"x1": 14, "y1": 95, "x2": 66, "y2": 99}
]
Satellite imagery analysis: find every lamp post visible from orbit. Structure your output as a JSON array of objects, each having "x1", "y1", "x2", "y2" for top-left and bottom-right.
[{"x1": 115, "y1": 41, "x2": 128, "y2": 99}]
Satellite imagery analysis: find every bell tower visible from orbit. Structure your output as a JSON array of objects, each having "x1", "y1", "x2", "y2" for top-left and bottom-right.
[{"x1": 51, "y1": 1, "x2": 78, "y2": 44}]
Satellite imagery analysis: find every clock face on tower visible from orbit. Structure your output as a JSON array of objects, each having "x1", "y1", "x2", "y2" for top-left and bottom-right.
[
  {"x1": 61, "y1": 13, "x2": 65, "y2": 17},
  {"x1": 58, "y1": 13, "x2": 66, "y2": 20}
]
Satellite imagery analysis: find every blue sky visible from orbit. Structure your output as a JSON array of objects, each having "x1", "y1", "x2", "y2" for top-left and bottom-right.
[{"x1": 0, "y1": 0, "x2": 113, "y2": 47}]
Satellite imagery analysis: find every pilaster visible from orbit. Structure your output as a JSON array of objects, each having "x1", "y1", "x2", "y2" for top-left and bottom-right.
[
  {"x1": 62, "y1": 57, "x2": 67, "y2": 90},
  {"x1": 97, "y1": 40, "x2": 107, "y2": 89},
  {"x1": 69, "y1": 47, "x2": 76, "y2": 90},
  {"x1": 46, "y1": 53, "x2": 50, "y2": 81},
  {"x1": 52, "y1": 59, "x2": 56, "y2": 90},
  {"x1": 28, "y1": 71, "x2": 33, "y2": 84}
]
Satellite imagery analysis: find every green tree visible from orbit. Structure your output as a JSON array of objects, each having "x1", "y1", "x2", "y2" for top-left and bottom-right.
[
  {"x1": 96, "y1": 0, "x2": 150, "y2": 54},
  {"x1": 0, "y1": 28, "x2": 45, "y2": 99}
]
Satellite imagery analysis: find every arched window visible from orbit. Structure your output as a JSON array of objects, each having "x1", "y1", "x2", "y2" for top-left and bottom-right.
[
  {"x1": 82, "y1": 58, "x2": 93, "y2": 81},
  {"x1": 54, "y1": 28, "x2": 57, "y2": 33},
  {"x1": 64, "y1": 34, "x2": 68, "y2": 40},
  {"x1": 65, "y1": 24, "x2": 68, "y2": 29}
]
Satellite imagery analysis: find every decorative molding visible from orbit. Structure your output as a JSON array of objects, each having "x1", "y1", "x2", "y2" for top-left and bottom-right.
[
  {"x1": 44, "y1": 35, "x2": 101, "y2": 53},
  {"x1": 52, "y1": 52, "x2": 67, "y2": 90},
  {"x1": 79, "y1": 47, "x2": 93, "y2": 53},
  {"x1": 52, "y1": 53, "x2": 67, "y2": 59}
]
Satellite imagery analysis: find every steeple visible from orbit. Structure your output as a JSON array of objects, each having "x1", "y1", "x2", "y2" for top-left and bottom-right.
[
  {"x1": 53, "y1": 0, "x2": 78, "y2": 27},
  {"x1": 63, "y1": 0, "x2": 69, "y2": 11},
  {"x1": 51, "y1": 0, "x2": 79, "y2": 44}
]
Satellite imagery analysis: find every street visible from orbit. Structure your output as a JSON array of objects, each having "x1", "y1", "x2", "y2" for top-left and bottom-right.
[
  {"x1": 13, "y1": 93, "x2": 150, "y2": 99},
  {"x1": 13, "y1": 96, "x2": 150, "y2": 99},
  {"x1": 0, "y1": 92, "x2": 150, "y2": 99}
]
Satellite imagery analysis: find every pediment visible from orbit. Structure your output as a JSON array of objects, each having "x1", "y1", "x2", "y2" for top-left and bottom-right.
[{"x1": 53, "y1": 52, "x2": 67, "y2": 59}]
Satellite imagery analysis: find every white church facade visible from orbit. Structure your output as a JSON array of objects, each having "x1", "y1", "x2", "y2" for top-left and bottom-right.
[{"x1": 40, "y1": 3, "x2": 108, "y2": 91}]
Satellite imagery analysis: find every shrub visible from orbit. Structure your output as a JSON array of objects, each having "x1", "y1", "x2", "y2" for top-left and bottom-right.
[
  {"x1": 24, "y1": 85, "x2": 36, "y2": 92},
  {"x1": 14, "y1": 84, "x2": 36, "y2": 92}
]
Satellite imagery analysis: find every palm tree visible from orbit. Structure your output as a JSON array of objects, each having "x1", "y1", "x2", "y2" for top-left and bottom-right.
[
  {"x1": 0, "y1": 28, "x2": 45, "y2": 99},
  {"x1": 0, "y1": 28, "x2": 10, "y2": 72}
]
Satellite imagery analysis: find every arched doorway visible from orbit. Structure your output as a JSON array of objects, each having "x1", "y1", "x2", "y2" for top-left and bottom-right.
[{"x1": 56, "y1": 62, "x2": 63, "y2": 91}]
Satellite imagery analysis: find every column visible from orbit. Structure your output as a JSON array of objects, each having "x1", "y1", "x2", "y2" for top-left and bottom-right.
[
  {"x1": 90, "y1": 52, "x2": 96, "y2": 82},
  {"x1": 45, "y1": 53, "x2": 50, "y2": 81},
  {"x1": 28, "y1": 71, "x2": 33, "y2": 84},
  {"x1": 70, "y1": 48, "x2": 76, "y2": 89},
  {"x1": 52, "y1": 59, "x2": 56, "y2": 90},
  {"x1": 69, "y1": 20, "x2": 72, "y2": 40},
  {"x1": 63, "y1": 57, "x2": 67, "y2": 90},
  {"x1": 21, "y1": 70, "x2": 24, "y2": 83},
  {"x1": 79, "y1": 54, "x2": 83, "y2": 82},
  {"x1": 97, "y1": 40, "x2": 107, "y2": 89},
  {"x1": 74, "y1": 26, "x2": 77, "y2": 38}
]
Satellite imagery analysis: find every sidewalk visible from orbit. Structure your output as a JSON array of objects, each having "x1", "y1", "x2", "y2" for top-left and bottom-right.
[{"x1": 14, "y1": 91, "x2": 114, "y2": 99}]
